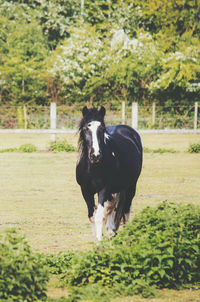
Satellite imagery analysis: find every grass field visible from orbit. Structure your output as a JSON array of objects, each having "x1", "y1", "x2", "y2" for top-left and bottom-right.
[{"x1": 0, "y1": 132, "x2": 200, "y2": 301}]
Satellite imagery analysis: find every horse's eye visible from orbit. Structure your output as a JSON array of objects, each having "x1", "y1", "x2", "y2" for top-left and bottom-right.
[{"x1": 88, "y1": 123, "x2": 91, "y2": 127}]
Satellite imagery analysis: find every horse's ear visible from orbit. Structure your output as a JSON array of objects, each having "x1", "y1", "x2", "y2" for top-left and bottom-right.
[
  {"x1": 99, "y1": 106, "x2": 106, "y2": 117},
  {"x1": 82, "y1": 106, "x2": 88, "y2": 116}
]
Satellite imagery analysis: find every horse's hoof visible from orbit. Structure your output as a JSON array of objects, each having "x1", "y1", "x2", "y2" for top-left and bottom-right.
[{"x1": 89, "y1": 216, "x2": 95, "y2": 223}]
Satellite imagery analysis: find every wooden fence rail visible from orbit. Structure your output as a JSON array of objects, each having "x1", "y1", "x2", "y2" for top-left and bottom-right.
[{"x1": 0, "y1": 102, "x2": 199, "y2": 141}]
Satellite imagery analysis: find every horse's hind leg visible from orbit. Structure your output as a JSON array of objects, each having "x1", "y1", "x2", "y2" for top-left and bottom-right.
[
  {"x1": 105, "y1": 194, "x2": 119, "y2": 238},
  {"x1": 114, "y1": 190, "x2": 126, "y2": 230},
  {"x1": 123, "y1": 184, "x2": 136, "y2": 223}
]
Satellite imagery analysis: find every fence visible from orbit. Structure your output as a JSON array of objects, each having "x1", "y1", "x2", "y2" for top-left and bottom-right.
[{"x1": 0, "y1": 102, "x2": 199, "y2": 141}]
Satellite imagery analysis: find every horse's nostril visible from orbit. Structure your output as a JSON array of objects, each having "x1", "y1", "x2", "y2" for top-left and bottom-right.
[{"x1": 90, "y1": 152, "x2": 102, "y2": 163}]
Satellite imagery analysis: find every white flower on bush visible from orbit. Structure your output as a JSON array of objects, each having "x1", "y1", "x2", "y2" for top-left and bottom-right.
[
  {"x1": 150, "y1": 42, "x2": 200, "y2": 91},
  {"x1": 49, "y1": 25, "x2": 103, "y2": 85}
]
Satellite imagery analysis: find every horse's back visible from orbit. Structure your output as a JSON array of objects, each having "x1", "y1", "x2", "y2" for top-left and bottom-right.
[{"x1": 106, "y1": 125, "x2": 142, "y2": 158}]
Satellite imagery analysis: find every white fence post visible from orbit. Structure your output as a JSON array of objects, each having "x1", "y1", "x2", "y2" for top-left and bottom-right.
[
  {"x1": 50, "y1": 102, "x2": 57, "y2": 142},
  {"x1": 194, "y1": 102, "x2": 198, "y2": 131},
  {"x1": 132, "y1": 102, "x2": 138, "y2": 129},
  {"x1": 122, "y1": 101, "x2": 126, "y2": 124}
]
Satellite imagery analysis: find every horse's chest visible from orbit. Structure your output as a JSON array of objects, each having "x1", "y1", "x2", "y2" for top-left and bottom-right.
[{"x1": 90, "y1": 177, "x2": 104, "y2": 191}]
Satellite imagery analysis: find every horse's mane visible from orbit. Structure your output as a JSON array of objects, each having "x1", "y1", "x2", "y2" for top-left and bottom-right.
[{"x1": 78, "y1": 107, "x2": 106, "y2": 157}]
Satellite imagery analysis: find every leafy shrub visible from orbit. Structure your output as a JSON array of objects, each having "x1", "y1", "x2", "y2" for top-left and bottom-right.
[
  {"x1": 0, "y1": 145, "x2": 37, "y2": 153},
  {"x1": 0, "y1": 147, "x2": 18, "y2": 153},
  {"x1": 143, "y1": 147, "x2": 177, "y2": 153},
  {"x1": 18, "y1": 143, "x2": 37, "y2": 153},
  {"x1": 143, "y1": 147, "x2": 152, "y2": 153},
  {"x1": 0, "y1": 229, "x2": 49, "y2": 301},
  {"x1": 61, "y1": 202, "x2": 200, "y2": 297},
  {"x1": 153, "y1": 148, "x2": 177, "y2": 154},
  {"x1": 188, "y1": 143, "x2": 200, "y2": 153},
  {"x1": 49, "y1": 140, "x2": 76, "y2": 152},
  {"x1": 43, "y1": 252, "x2": 75, "y2": 275},
  {"x1": 112, "y1": 202, "x2": 200, "y2": 289}
]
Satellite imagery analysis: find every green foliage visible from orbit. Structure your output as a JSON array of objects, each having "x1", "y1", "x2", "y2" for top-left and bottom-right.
[
  {"x1": 36, "y1": 0, "x2": 80, "y2": 49},
  {"x1": 65, "y1": 282, "x2": 154, "y2": 302},
  {"x1": 187, "y1": 143, "x2": 200, "y2": 153},
  {"x1": 143, "y1": 147, "x2": 177, "y2": 153},
  {"x1": 143, "y1": 146, "x2": 152, "y2": 153},
  {"x1": 153, "y1": 148, "x2": 177, "y2": 154},
  {"x1": 0, "y1": 141, "x2": 75, "y2": 153},
  {"x1": 0, "y1": 147, "x2": 18, "y2": 153},
  {"x1": 0, "y1": 229, "x2": 49, "y2": 301},
  {"x1": 0, "y1": 0, "x2": 200, "y2": 108},
  {"x1": 0, "y1": 144, "x2": 37, "y2": 153},
  {"x1": 48, "y1": 298, "x2": 69, "y2": 302},
  {"x1": 48, "y1": 23, "x2": 107, "y2": 104},
  {"x1": 49, "y1": 140, "x2": 76, "y2": 152},
  {"x1": 59, "y1": 202, "x2": 200, "y2": 298},
  {"x1": 17, "y1": 107, "x2": 24, "y2": 128},
  {"x1": 112, "y1": 202, "x2": 200, "y2": 288},
  {"x1": 19, "y1": 143, "x2": 38, "y2": 153},
  {"x1": 43, "y1": 252, "x2": 75, "y2": 275},
  {"x1": 0, "y1": 7, "x2": 49, "y2": 105}
]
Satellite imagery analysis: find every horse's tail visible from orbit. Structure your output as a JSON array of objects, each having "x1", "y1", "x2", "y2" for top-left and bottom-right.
[{"x1": 114, "y1": 191, "x2": 126, "y2": 230}]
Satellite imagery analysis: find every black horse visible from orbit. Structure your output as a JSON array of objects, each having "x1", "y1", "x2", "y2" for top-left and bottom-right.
[{"x1": 76, "y1": 106, "x2": 142, "y2": 240}]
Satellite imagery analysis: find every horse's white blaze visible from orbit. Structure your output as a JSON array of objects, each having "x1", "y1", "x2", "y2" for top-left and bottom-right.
[
  {"x1": 94, "y1": 204, "x2": 105, "y2": 241},
  {"x1": 88, "y1": 121, "x2": 101, "y2": 156}
]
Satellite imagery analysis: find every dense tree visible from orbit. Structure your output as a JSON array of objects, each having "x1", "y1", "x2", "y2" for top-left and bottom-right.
[
  {"x1": 0, "y1": 11, "x2": 49, "y2": 105},
  {"x1": 0, "y1": 0, "x2": 199, "y2": 108}
]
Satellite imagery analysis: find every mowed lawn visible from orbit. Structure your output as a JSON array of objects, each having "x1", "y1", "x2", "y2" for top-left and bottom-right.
[{"x1": 0, "y1": 133, "x2": 199, "y2": 254}]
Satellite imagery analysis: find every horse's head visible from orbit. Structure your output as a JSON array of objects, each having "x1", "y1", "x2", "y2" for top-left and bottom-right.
[{"x1": 79, "y1": 106, "x2": 106, "y2": 164}]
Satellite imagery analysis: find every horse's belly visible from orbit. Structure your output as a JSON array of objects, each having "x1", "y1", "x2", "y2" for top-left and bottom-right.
[{"x1": 106, "y1": 166, "x2": 138, "y2": 193}]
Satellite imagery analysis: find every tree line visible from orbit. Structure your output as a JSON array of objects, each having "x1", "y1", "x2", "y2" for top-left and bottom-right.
[{"x1": 0, "y1": 0, "x2": 200, "y2": 110}]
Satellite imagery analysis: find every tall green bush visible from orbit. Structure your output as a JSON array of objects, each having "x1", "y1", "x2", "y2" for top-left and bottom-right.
[
  {"x1": 0, "y1": 229, "x2": 49, "y2": 301},
  {"x1": 61, "y1": 202, "x2": 200, "y2": 297}
]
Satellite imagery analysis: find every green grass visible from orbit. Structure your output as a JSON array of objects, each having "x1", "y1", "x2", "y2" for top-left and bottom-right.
[
  {"x1": 0, "y1": 133, "x2": 199, "y2": 301},
  {"x1": 0, "y1": 133, "x2": 199, "y2": 252},
  {"x1": 0, "y1": 152, "x2": 199, "y2": 253},
  {"x1": 0, "y1": 133, "x2": 77, "y2": 151}
]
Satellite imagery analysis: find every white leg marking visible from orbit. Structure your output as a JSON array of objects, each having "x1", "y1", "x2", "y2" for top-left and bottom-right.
[
  {"x1": 106, "y1": 212, "x2": 116, "y2": 238},
  {"x1": 88, "y1": 121, "x2": 101, "y2": 156},
  {"x1": 94, "y1": 204, "x2": 105, "y2": 241}
]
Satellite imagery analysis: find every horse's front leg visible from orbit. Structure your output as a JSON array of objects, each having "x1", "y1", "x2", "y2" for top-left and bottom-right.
[
  {"x1": 95, "y1": 188, "x2": 107, "y2": 241},
  {"x1": 81, "y1": 187, "x2": 96, "y2": 240}
]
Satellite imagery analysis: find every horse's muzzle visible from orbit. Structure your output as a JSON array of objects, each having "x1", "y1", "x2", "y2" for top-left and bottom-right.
[{"x1": 90, "y1": 152, "x2": 102, "y2": 164}]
